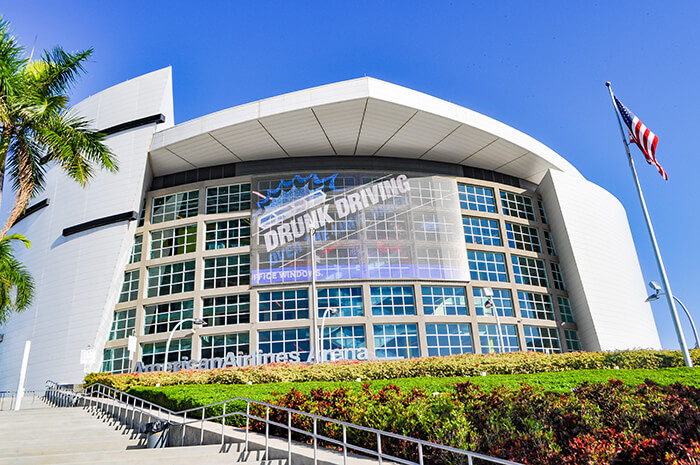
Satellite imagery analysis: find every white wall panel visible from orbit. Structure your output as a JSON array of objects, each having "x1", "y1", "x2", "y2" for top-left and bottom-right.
[
  {"x1": 0, "y1": 69, "x2": 173, "y2": 390},
  {"x1": 538, "y1": 170, "x2": 661, "y2": 350}
]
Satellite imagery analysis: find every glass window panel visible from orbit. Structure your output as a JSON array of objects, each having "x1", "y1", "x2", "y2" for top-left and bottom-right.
[
  {"x1": 425, "y1": 324, "x2": 472, "y2": 356},
  {"x1": 101, "y1": 347, "x2": 130, "y2": 374},
  {"x1": 259, "y1": 289, "x2": 309, "y2": 322},
  {"x1": 473, "y1": 288, "x2": 513, "y2": 317},
  {"x1": 478, "y1": 323, "x2": 519, "y2": 354},
  {"x1": 151, "y1": 191, "x2": 199, "y2": 224},
  {"x1": 565, "y1": 329, "x2": 581, "y2": 351},
  {"x1": 467, "y1": 251, "x2": 508, "y2": 282},
  {"x1": 258, "y1": 328, "x2": 310, "y2": 360},
  {"x1": 108, "y1": 308, "x2": 136, "y2": 340},
  {"x1": 373, "y1": 324, "x2": 420, "y2": 359},
  {"x1": 523, "y1": 326, "x2": 561, "y2": 353},
  {"x1": 150, "y1": 224, "x2": 197, "y2": 259},
  {"x1": 558, "y1": 296, "x2": 575, "y2": 323},
  {"x1": 551, "y1": 263, "x2": 566, "y2": 290},
  {"x1": 205, "y1": 183, "x2": 251, "y2": 214},
  {"x1": 458, "y1": 184, "x2": 496, "y2": 212},
  {"x1": 317, "y1": 287, "x2": 363, "y2": 317},
  {"x1": 146, "y1": 261, "x2": 196, "y2": 297},
  {"x1": 143, "y1": 300, "x2": 194, "y2": 334},
  {"x1": 205, "y1": 218, "x2": 251, "y2": 250},
  {"x1": 500, "y1": 191, "x2": 536, "y2": 220},
  {"x1": 140, "y1": 338, "x2": 192, "y2": 365},
  {"x1": 203, "y1": 254, "x2": 250, "y2": 289},
  {"x1": 129, "y1": 235, "x2": 143, "y2": 264},
  {"x1": 544, "y1": 230, "x2": 557, "y2": 256},
  {"x1": 370, "y1": 286, "x2": 415, "y2": 316},
  {"x1": 119, "y1": 270, "x2": 139, "y2": 302},
  {"x1": 202, "y1": 294, "x2": 251, "y2": 326},
  {"x1": 505, "y1": 223, "x2": 542, "y2": 253},
  {"x1": 518, "y1": 291, "x2": 555, "y2": 320},
  {"x1": 201, "y1": 332, "x2": 250, "y2": 358},
  {"x1": 511, "y1": 256, "x2": 548, "y2": 287},
  {"x1": 463, "y1": 216, "x2": 502, "y2": 246},
  {"x1": 421, "y1": 286, "x2": 468, "y2": 316}
]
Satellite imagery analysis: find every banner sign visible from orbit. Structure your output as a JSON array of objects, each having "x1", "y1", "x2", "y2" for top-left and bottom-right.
[{"x1": 250, "y1": 173, "x2": 468, "y2": 285}]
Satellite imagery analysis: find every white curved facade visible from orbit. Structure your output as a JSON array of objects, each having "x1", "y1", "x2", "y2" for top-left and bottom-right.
[{"x1": 0, "y1": 68, "x2": 660, "y2": 390}]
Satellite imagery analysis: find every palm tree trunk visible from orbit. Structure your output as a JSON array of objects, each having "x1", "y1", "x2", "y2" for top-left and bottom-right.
[{"x1": 0, "y1": 139, "x2": 34, "y2": 239}]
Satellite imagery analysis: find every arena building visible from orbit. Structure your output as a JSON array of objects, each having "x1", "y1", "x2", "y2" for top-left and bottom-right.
[{"x1": 0, "y1": 68, "x2": 661, "y2": 390}]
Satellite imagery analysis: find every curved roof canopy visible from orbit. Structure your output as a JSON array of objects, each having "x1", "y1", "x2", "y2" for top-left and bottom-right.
[{"x1": 149, "y1": 77, "x2": 581, "y2": 183}]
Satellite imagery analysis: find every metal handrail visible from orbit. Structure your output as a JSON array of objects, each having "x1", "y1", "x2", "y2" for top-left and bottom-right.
[
  {"x1": 0, "y1": 389, "x2": 45, "y2": 411},
  {"x1": 63, "y1": 381, "x2": 522, "y2": 465}
]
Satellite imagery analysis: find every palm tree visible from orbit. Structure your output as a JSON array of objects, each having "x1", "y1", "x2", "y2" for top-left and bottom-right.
[
  {"x1": 0, "y1": 16, "x2": 117, "y2": 238},
  {"x1": 0, "y1": 234, "x2": 33, "y2": 324}
]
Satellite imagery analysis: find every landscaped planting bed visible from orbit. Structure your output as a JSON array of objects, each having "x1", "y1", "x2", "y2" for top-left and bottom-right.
[{"x1": 126, "y1": 367, "x2": 700, "y2": 465}]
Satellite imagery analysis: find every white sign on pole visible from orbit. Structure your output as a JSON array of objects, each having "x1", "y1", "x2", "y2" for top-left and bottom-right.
[
  {"x1": 127, "y1": 335, "x2": 137, "y2": 354},
  {"x1": 80, "y1": 347, "x2": 95, "y2": 373}
]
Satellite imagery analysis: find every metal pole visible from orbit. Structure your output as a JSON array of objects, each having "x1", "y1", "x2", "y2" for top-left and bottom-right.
[
  {"x1": 605, "y1": 82, "x2": 693, "y2": 368},
  {"x1": 319, "y1": 308, "x2": 337, "y2": 363},
  {"x1": 492, "y1": 305, "x2": 504, "y2": 353},
  {"x1": 164, "y1": 320, "x2": 186, "y2": 372},
  {"x1": 673, "y1": 296, "x2": 700, "y2": 349},
  {"x1": 309, "y1": 228, "x2": 320, "y2": 364},
  {"x1": 13, "y1": 340, "x2": 31, "y2": 411}
]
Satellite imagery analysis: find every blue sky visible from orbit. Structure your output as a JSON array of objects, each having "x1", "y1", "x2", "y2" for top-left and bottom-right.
[{"x1": 4, "y1": 1, "x2": 699, "y2": 350}]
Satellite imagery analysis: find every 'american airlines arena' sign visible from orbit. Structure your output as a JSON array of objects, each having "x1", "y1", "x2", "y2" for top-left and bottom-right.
[
  {"x1": 250, "y1": 173, "x2": 468, "y2": 285},
  {"x1": 133, "y1": 348, "x2": 370, "y2": 373}
]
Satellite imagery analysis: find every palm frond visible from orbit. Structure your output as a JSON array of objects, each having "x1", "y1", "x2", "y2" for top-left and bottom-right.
[
  {"x1": 38, "y1": 112, "x2": 118, "y2": 185},
  {"x1": 0, "y1": 234, "x2": 33, "y2": 324},
  {"x1": 35, "y1": 47, "x2": 92, "y2": 98}
]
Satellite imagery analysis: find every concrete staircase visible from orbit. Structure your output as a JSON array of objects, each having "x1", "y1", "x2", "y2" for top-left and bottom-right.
[{"x1": 0, "y1": 405, "x2": 286, "y2": 464}]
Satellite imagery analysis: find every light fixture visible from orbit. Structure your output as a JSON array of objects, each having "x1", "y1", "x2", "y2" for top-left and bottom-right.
[
  {"x1": 164, "y1": 318, "x2": 207, "y2": 372},
  {"x1": 645, "y1": 281, "x2": 663, "y2": 302},
  {"x1": 644, "y1": 281, "x2": 699, "y2": 349}
]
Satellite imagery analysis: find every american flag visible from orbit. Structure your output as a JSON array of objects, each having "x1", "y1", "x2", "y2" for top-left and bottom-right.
[{"x1": 614, "y1": 96, "x2": 667, "y2": 180}]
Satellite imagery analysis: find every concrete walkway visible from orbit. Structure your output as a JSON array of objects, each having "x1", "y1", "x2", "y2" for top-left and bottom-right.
[{"x1": 0, "y1": 406, "x2": 285, "y2": 464}]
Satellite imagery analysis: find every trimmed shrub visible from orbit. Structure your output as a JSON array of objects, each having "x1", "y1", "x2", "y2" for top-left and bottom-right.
[{"x1": 85, "y1": 349, "x2": 700, "y2": 391}]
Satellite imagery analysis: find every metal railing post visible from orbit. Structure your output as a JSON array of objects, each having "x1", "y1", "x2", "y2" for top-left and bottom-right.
[
  {"x1": 245, "y1": 402, "x2": 250, "y2": 452},
  {"x1": 200, "y1": 406, "x2": 205, "y2": 445},
  {"x1": 287, "y1": 410, "x2": 292, "y2": 463},
  {"x1": 419, "y1": 443, "x2": 424, "y2": 465},
  {"x1": 265, "y1": 406, "x2": 270, "y2": 459},
  {"x1": 343, "y1": 424, "x2": 348, "y2": 465},
  {"x1": 313, "y1": 417, "x2": 318, "y2": 465},
  {"x1": 377, "y1": 432, "x2": 383, "y2": 465},
  {"x1": 182, "y1": 411, "x2": 187, "y2": 446},
  {"x1": 221, "y1": 402, "x2": 226, "y2": 445},
  {"x1": 139, "y1": 399, "x2": 144, "y2": 431}
]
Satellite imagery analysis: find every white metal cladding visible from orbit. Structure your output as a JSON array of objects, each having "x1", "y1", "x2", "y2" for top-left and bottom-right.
[
  {"x1": 537, "y1": 170, "x2": 661, "y2": 350},
  {"x1": 0, "y1": 68, "x2": 174, "y2": 390},
  {"x1": 149, "y1": 77, "x2": 582, "y2": 183}
]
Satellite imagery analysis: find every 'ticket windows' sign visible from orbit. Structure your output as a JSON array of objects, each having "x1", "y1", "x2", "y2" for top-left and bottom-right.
[{"x1": 250, "y1": 173, "x2": 468, "y2": 285}]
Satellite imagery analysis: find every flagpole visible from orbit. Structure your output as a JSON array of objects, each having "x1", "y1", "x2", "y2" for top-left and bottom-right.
[{"x1": 605, "y1": 82, "x2": 693, "y2": 368}]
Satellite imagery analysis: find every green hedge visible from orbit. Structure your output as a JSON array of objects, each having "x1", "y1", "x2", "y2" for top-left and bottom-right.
[{"x1": 85, "y1": 349, "x2": 700, "y2": 391}]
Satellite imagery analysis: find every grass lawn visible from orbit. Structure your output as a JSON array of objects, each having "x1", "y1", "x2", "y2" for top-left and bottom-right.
[{"x1": 129, "y1": 367, "x2": 700, "y2": 411}]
